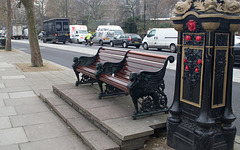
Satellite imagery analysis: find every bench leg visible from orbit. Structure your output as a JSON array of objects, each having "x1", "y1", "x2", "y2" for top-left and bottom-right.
[
  {"x1": 130, "y1": 90, "x2": 168, "y2": 120},
  {"x1": 74, "y1": 70, "x2": 80, "y2": 86},
  {"x1": 132, "y1": 98, "x2": 139, "y2": 120},
  {"x1": 97, "y1": 80, "x2": 104, "y2": 99}
]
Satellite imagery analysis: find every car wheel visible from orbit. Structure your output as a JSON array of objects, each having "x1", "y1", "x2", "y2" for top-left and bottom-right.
[
  {"x1": 136, "y1": 45, "x2": 140, "y2": 48},
  {"x1": 77, "y1": 39, "x2": 80, "y2": 44},
  {"x1": 99, "y1": 40, "x2": 103, "y2": 46},
  {"x1": 123, "y1": 42, "x2": 128, "y2": 48},
  {"x1": 63, "y1": 41, "x2": 66, "y2": 44},
  {"x1": 43, "y1": 39, "x2": 46, "y2": 43},
  {"x1": 170, "y1": 44, "x2": 176, "y2": 53},
  {"x1": 143, "y1": 43, "x2": 148, "y2": 50},
  {"x1": 110, "y1": 41, "x2": 114, "y2": 47}
]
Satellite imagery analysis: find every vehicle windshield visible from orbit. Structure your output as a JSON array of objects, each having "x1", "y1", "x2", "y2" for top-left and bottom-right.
[
  {"x1": 130, "y1": 34, "x2": 141, "y2": 38},
  {"x1": 79, "y1": 30, "x2": 88, "y2": 34},
  {"x1": 114, "y1": 30, "x2": 124, "y2": 35}
]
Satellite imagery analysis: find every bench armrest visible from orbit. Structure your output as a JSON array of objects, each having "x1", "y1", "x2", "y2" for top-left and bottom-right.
[
  {"x1": 72, "y1": 47, "x2": 101, "y2": 69},
  {"x1": 128, "y1": 56, "x2": 174, "y2": 90},
  {"x1": 95, "y1": 59, "x2": 125, "y2": 77}
]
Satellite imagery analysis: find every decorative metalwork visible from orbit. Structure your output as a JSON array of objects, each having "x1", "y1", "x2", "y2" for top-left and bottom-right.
[
  {"x1": 216, "y1": 34, "x2": 228, "y2": 46},
  {"x1": 95, "y1": 54, "x2": 174, "y2": 119},
  {"x1": 128, "y1": 56, "x2": 174, "y2": 119},
  {"x1": 182, "y1": 48, "x2": 202, "y2": 104},
  {"x1": 184, "y1": 34, "x2": 204, "y2": 46},
  {"x1": 173, "y1": 0, "x2": 193, "y2": 15},
  {"x1": 75, "y1": 74, "x2": 96, "y2": 86},
  {"x1": 212, "y1": 50, "x2": 227, "y2": 106},
  {"x1": 194, "y1": 0, "x2": 240, "y2": 14},
  {"x1": 72, "y1": 48, "x2": 102, "y2": 86},
  {"x1": 174, "y1": 0, "x2": 240, "y2": 15},
  {"x1": 98, "y1": 84, "x2": 127, "y2": 99}
]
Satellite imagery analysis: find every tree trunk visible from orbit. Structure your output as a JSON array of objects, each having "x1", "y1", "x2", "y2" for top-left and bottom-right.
[
  {"x1": 21, "y1": 0, "x2": 43, "y2": 67},
  {"x1": 6, "y1": 0, "x2": 12, "y2": 51}
]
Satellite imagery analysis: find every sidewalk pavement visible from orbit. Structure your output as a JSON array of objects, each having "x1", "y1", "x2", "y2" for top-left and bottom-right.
[{"x1": 0, "y1": 49, "x2": 239, "y2": 150}]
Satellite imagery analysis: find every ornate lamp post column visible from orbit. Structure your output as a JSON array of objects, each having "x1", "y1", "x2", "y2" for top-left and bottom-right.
[{"x1": 167, "y1": 0, "x2": 240, "y2": 149}]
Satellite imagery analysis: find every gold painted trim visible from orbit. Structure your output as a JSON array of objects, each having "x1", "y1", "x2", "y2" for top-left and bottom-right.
[
  {"x1": 171, "y1": 11, "x2": 240, "y2": 21},
  {"x1": 202, "y1": 22, "x2": 220, "y2": 31},
  {"x1": 173, "y1": 24, "x2": 184, "y2": 31},
  {"x1": 206, "y1": 46, "x2": 214, "y2": 48},
  {"x1": 230, "y1": 24, "x2": 240, "y2": 33},
  {"x1": 211, "y1": 33, "x2": 229, "y2": 109},
  {"x1": 180, "y1": 47, "x2": 205, "y2": 108},
  {"x1": 215, "y1": 46, "x2": 229, "y2": 49}
]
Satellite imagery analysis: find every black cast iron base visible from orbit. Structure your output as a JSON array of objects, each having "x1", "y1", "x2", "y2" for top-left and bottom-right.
[{"x1": 167, "y1": 117, "x2": 236, "y2": 150}]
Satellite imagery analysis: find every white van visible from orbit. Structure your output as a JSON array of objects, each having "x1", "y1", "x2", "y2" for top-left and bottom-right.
[
  {"x1": 69, "y1": 25, "x2": 88, "y2": 43},
  {"x1": 92, "y1": 25, "x2": 124, "y2": 45},
  {"x1": 142, "y1": 28, "x2": 178, "y2": 53}
]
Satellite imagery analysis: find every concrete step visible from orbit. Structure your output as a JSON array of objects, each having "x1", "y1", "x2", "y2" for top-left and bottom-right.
[
  {"x1": 40, "y1": 91, "x2": 120, "y2": 150},
  {"x1": 48, "y1": 84, "x2": 168, "y2": 150}
]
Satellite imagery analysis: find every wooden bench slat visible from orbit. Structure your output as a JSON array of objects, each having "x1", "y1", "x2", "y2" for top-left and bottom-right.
[
  {"x1": 128, "y1": 50, "x2": 168, "y2": 59},
  {"x1": 99, "y1": 74, "x2": 129, "y2": 92},
  {"x1": 126, "y1": 59, "x2": 164, "y2": 69},
  {"x1": 127, "y1": 53, "x2": 166, "y2": 64}
]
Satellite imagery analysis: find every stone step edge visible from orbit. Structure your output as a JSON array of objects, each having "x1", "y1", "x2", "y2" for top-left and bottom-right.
[
  {"x1": 40, "y1": 91, "x2": 120, "y2": 150},
  {"x1": 52, "y1": 86, "x2": 127, "y2": 146}
]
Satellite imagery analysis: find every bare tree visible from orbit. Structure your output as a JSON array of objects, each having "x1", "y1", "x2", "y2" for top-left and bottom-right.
[
  {"x1": 19, "y1": 0, "x2": 43, "y2": 67},
  {"x1": 81, "y1": 0, "x2": 105, "y2": 20},
  {"x1": 35, "y1": 0, "x2": 48, "y2": 30},
  {"x1": 6, "y1": 0, "x2": 12, "y2": 51},
  {"x1": 125, "y1": 0, "x2": 140, "y2": 17}
]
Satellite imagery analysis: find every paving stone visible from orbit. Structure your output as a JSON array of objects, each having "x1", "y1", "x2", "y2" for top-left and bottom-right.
[
  {"x1": 19, "y1": 135, "x2": 89, "y2": 150},
  {"x1": 0, "y1": 93, "x2": 9, "y2": 99},
  {"x1": 0, "y1": 117, "x2": 12, "y2": 129},
  {"x1": 8, "y1": 91, "x2": 36, "y2": 99},
  {"x1": 3, "y1": 80, "x2": 32, "y2": 87},
  {"x1": 0, "y1": 83, "x2": 5, "y2": 88},
  {"x1": 0, "y1": 127, "x2": 28, "y2": 146},
  {"x1": 235, "y1": 135, "x2": 240, "y2": 144},
  {"x1": 10, "y1": 111, "x2": 60, "y2": 127},
  {"x1": 0, "y1": 99, "x2": 4, "y2": 107},
  {"x1": 53, "y1": 104, "x2": 82, "y2": 121},
  {"x1": 0, "y1": 106, "x2": 17, "y2": 117},
  {"x1": 102, "y1": 117, "x2": 154, "y2": 141},
  {"x1": 234, "y1": 142, "x2": 240, "y2": 150},
  {"x1": 4, "y1": 97, "x2": 42, "y2": 106},
  {"x1": 24, "y1": 121, "x2": 73, "y2": 141},
  {"x1": 46, "y1": 97, "x2": 66, "y2": 106},
  {"x1": 14, "y1": 103, "x2": 49, "y2": 115},
  {"x1": 0, "y1": 63, "x2": 14, "y2": 68},
  {"x1": 81, "y1": 130, "x2": 120, "y2": 150},
  {"x1": 1, "y1": 75, "x2": 25, "y2": 80},
  {"x1": 0, "y1": 86, "x2": 32, "y2": 93},
  {"x1": 0, "y1": 144, "x2": 19, "y2": 150},
  {"x1": 67, "y1": 117, "x2": 96, "y2": 134},
  {"x1": 88, "y1": 104, "x2": 132, "y2": 121}
]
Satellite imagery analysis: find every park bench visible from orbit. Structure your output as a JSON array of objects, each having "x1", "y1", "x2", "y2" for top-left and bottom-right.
[
  {"x1": 95, "y1": 50, "x2": 174, "y2": 119},
  {"x1": 72, "y1": 47, "x2": 128, "y2": 86}
]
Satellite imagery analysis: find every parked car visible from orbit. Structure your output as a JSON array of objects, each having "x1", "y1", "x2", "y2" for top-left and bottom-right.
[
  {"x1": 142, "y1": 28, "x2": 178, "y2": 53},
  {"x1": 38, "y1": 31, "x2": 44, "y2": 40},
  {"x1": 92, "y1": 25, "x2": 124, "y2": 45},
  {"x1": 110, "y1": 33, "x2": 142, "y2": 48}
]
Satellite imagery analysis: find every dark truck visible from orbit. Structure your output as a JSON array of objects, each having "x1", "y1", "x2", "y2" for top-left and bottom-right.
[{"x1": 43, "y1": 18, "x2": 70, "y2": 44}]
